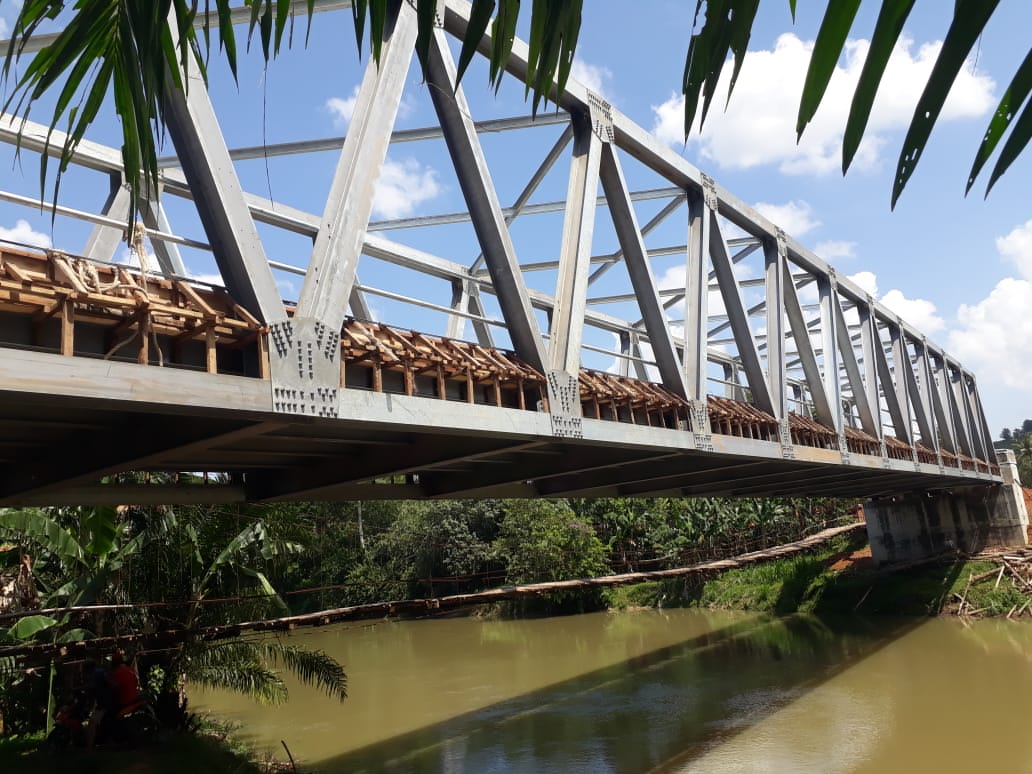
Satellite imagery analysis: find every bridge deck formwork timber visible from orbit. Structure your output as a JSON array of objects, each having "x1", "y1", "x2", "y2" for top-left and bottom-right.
[{"x1": 0, "y1": 246, "x2": 1000, "y2": 506}]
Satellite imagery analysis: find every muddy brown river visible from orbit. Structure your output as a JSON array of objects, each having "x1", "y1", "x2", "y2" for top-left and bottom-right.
[{"x1": 192, "y1": 610, "x2": 1032, "y2": 772}]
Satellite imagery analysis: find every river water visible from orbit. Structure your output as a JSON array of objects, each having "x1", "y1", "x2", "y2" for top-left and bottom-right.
[{"x1": 192, "y1": 610, "x2": 1032, "y2": 773}]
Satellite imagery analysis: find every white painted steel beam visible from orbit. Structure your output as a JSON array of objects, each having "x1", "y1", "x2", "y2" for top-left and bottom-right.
[
  {"x1": 764, "y1": 237, "x2": 787, "y2": 421},
  {"x1": 858, "y1": 299, "x2": 882, "y2": 440},
  {"x1": 709, "y1": 212, "x2": 775, "y2": 416},
  {"x1": 295, "y1": 1, "x2": 416, "y2": 330},
  {"x1": 909, "y1": 339, "x2": 938, "y2": 450},
  {"x1": 683, "y1": 193, "x2": 710, "y2": 400},
  {"x1": 156, "y1": 112, "x2": 569, "y2": 167},
  {"x1": 367, "y1": 186, "x2": 682, "y2": 233},
  {"x1": 929, "y1": 354, "x2": 958, "y2": 455},
  {"x1": 548, "y1": 109, "x2": 602, "y2": 377},
  {"x1": 425, "y1": 26, "x2": 547, "y2": 373},
  {"x1": 160, "y1": 29, "x2": 283, "y2": 323},
  {"x1": 945, "y1": 360, "x2": 974, "y2": 458},
  {"x1": 781, "y1": 284, "x2": 835, "y2": 427},
  {"x1": 832, "y1": 288, "x2": 877, "y2": 437},
  {"x1": 590, "y1": 196, "x2": 685, "y2": 286},
  {"x1": 873, "y1": 321, "x2": 910, "y2": 444},
  {"x1": 818, "y1": 276, "x2": 843, "y2": 433},
  {"x1": 887, "y1": 321, "x2": 915, "y2": 445},
  {"x1": 600, "y1": 143, "x2": 689, "y2": 400},
  {"x1": 82, "y1": 175, "x2": 132, "y2": 264}
]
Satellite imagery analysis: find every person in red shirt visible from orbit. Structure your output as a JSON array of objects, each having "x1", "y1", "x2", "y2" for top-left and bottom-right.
[
  {"x1": 85, "y1": 651, "x2": 140, "y2": 747},
  {"x1": 108, "y1": 650, "x2": 141, "y2": 713}
]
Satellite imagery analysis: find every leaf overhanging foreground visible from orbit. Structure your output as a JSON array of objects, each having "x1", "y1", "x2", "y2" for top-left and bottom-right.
[
  {"x1": 681, "y1": 0, "x2": 1024, "y2": 203},
  {"x1": 1, "y1": 0, "x2": 1028, "y2": 224}
]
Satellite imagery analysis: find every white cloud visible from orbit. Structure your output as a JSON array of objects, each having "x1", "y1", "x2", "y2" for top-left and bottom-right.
[
  {"x1": 652, "y1": 33, "x2": 994, "y2": 175},
  {"x1": 657, "y1": 265, "x2": 684, "y2": 293},
  {"x1": 326, "y1": 84, "x2": 415, "y2": 129},
  {"x1": 848, "y1": 271, "x2": 878, "y2": 297},
  {"x1": 326, "y1": 86, "x2": 361, "y2": 128},
  {"x1": 816, "y1": 240, "x2": 857, "y2": 261},
  {"x1": 186, "y1": 271, "x2": 225, "y2": 287},
  {"x1": 754, "y1": 200, "x2": 819, "y2": 236},
  {"x1": 881, "y1": 289, "x2": 944, "y2": 334},
  {"x1": 949, "y1": 278, "x2": 1032, "y2": 393},
  {"x1": 571, "y1": 58, "x2": 613, "y2": 99},
  {"x1": 373, "y1": 157, "x2": 442, "y2": 219},
  {"x1": 0, "y1": 17, "x2": 8, "y2": 39},
  {"x1": 0, "y1": 219, "x2": 51, "y2": 249},
  {"x1": 995, "y1": 218, "x2": 1032, "y2": 281},
  {"x1": 946, "y1": 222, "x2": 1032, "y2": 426}
]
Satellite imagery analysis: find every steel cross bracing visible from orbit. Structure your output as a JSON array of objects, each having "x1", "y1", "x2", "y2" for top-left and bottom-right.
[{"x1": 0, "y1": 0, "x2": 1001, "y2": 505}]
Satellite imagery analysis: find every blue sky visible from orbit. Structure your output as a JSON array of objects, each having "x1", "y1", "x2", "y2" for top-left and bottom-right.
[{"x1": 0, "y1": 1, "x2": 1029, "y2": 437}]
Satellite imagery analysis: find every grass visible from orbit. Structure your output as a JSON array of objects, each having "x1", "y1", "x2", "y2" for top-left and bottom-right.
[
  {"x1": 604, "y1": 535, "x2": 859, "y2": 614},
  {"x1": 604, "y1": 533, "x2": 1030, "y2": 620}
]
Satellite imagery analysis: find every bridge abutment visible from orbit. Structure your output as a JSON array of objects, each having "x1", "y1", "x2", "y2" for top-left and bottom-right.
[{"x1": 864, "y1": 451, "x2": 1028, "y2": 564}]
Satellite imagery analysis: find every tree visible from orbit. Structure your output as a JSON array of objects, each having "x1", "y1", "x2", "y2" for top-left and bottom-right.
[
  {"x1": 0, "y1": 504, "x2": 347, "y2": 733},
  {"x1": 494, "y1": 499, "x2": 609, "y2": 613},
  {"x1": 1014, "y1": 434, "x2": 1032, "y2": 486},
  {"x1": 2, "y1": 1, "x2": 1028, "y2": 225}
]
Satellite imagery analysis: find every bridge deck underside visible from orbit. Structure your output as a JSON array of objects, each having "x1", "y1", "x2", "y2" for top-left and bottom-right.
[{"x1": 0, "y1": 347, "x2": 990, "y2": 506}]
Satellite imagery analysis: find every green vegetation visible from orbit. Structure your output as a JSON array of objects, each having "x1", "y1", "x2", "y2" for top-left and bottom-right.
[
  {"x1": 608, "y1": 533, "x2": 1031, "y2": 620},
  {"x1": 999, "y1": 419, "x2": 1032, "y2": 483},
  {"x1": 605, "y1": 534, "x2": 861, "y2": 614},
  {"x1": 1, "y1": 493, "x2": 852, "y2": 738},
  {"x1": 0, "y1": 499, "x2": 348, "y2": 736}
]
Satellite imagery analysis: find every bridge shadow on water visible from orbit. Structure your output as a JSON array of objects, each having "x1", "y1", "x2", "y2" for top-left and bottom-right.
[{"x1": 311, "y1": 558, "x2": 966, "y2": 773}]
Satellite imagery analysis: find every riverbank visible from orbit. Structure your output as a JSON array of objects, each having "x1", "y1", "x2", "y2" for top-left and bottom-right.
[
  {"x1": 0, "y1": 716, "x2": 302, "y2": 774},
  {"x1": 605, "y1": 528, "x2": 1032, "y2": 619}
]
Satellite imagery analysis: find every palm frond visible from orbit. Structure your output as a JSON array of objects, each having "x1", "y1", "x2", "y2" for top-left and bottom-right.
[
  {"x1": 891, "y1": 0, "x2": 1002, "y2": 206},
  {"x1": 0, "y1": 655, "x2": 20, "y2": 680},
  {"x1": 185, "y1": 640, "x2": 288, "y2": 705},
  {"x1": 260, "y1": 640, "x2": 348, "y2": 702}
]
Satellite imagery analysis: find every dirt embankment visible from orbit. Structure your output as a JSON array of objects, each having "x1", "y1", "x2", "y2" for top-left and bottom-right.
[{"x1": 1025, "y1": 488, "x2": 1032, "y2": 543}]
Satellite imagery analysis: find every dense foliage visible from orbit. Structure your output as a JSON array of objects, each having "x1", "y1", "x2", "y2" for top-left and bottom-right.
[
  {"x1": 999, "y1": 419, "x2": 1032, "y2": 483},
  {"x1": 0, "y1": 493, "x2": 854, "y2": 734}
]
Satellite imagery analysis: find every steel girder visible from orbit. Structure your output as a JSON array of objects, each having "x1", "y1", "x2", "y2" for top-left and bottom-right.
[{"x1": 0, "y1": 0, "x2": 1001, "y2": 502}]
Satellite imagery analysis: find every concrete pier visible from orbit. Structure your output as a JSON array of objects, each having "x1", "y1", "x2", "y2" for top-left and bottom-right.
[{"x1": 864, "y1": 451, "x2": 1028, "y2": 564}]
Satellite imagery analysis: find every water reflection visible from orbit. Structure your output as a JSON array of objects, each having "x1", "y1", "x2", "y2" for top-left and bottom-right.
[
  {"x1": 682, "y1": 618, "x2": 1032, "y2": 774},
  {"x1": 193, "y1": 612, "x2": 1032, "y2": 773}
]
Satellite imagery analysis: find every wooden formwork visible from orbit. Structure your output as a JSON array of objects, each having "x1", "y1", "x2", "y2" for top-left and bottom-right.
[
  {"x1": 842, "y1": 426, "x2": 881, "y2": 456},
  {"x1": 578, "y1": 369, "x2": 688, "y2": 429},
  {"x1": 340, "y1": 319, "x2": 545, "y2": 410},
  {"x1": 0, "y1": 246, "x2": 265, "y2": 374},
  {"x1": 915, "y1": 443, "x2": 940, "y2": 465},
  {"x1": 0, "y1": 248, "x2": 1000, "y2": 472},
  {"x1": 706, "y1": 395, "x2": 779, "y2": 441},
  {"x1": 884, "y1": 434, "x2": 915, "y2": 461},
  {"x1": 787, "y1": 412, "x2": 839, "y2": 449}
]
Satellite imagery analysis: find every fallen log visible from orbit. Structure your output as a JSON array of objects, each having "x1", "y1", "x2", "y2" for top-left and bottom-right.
[{"x1": 1, "y1": 522, "x2": 865, "y2": 664}]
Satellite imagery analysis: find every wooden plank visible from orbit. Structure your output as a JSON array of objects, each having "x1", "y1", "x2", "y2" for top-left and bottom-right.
[{"x1": 60, "y1": 298, "x2": 75, "y2": 356}]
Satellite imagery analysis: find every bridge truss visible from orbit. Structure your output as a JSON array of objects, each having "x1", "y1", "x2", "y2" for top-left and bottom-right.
[{"x1": 0, "y1": 0, "x2": 1000, "y2": 505}]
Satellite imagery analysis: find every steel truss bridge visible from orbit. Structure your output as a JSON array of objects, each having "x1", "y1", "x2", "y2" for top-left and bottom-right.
[{"x1": 0, "y1": 1, "x2": 1001, "y2": 506}]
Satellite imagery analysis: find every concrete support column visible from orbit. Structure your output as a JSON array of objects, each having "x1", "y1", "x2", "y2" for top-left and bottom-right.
[{"x1": 865, "y1": 458, "x2": 1027, "y2": 564}]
